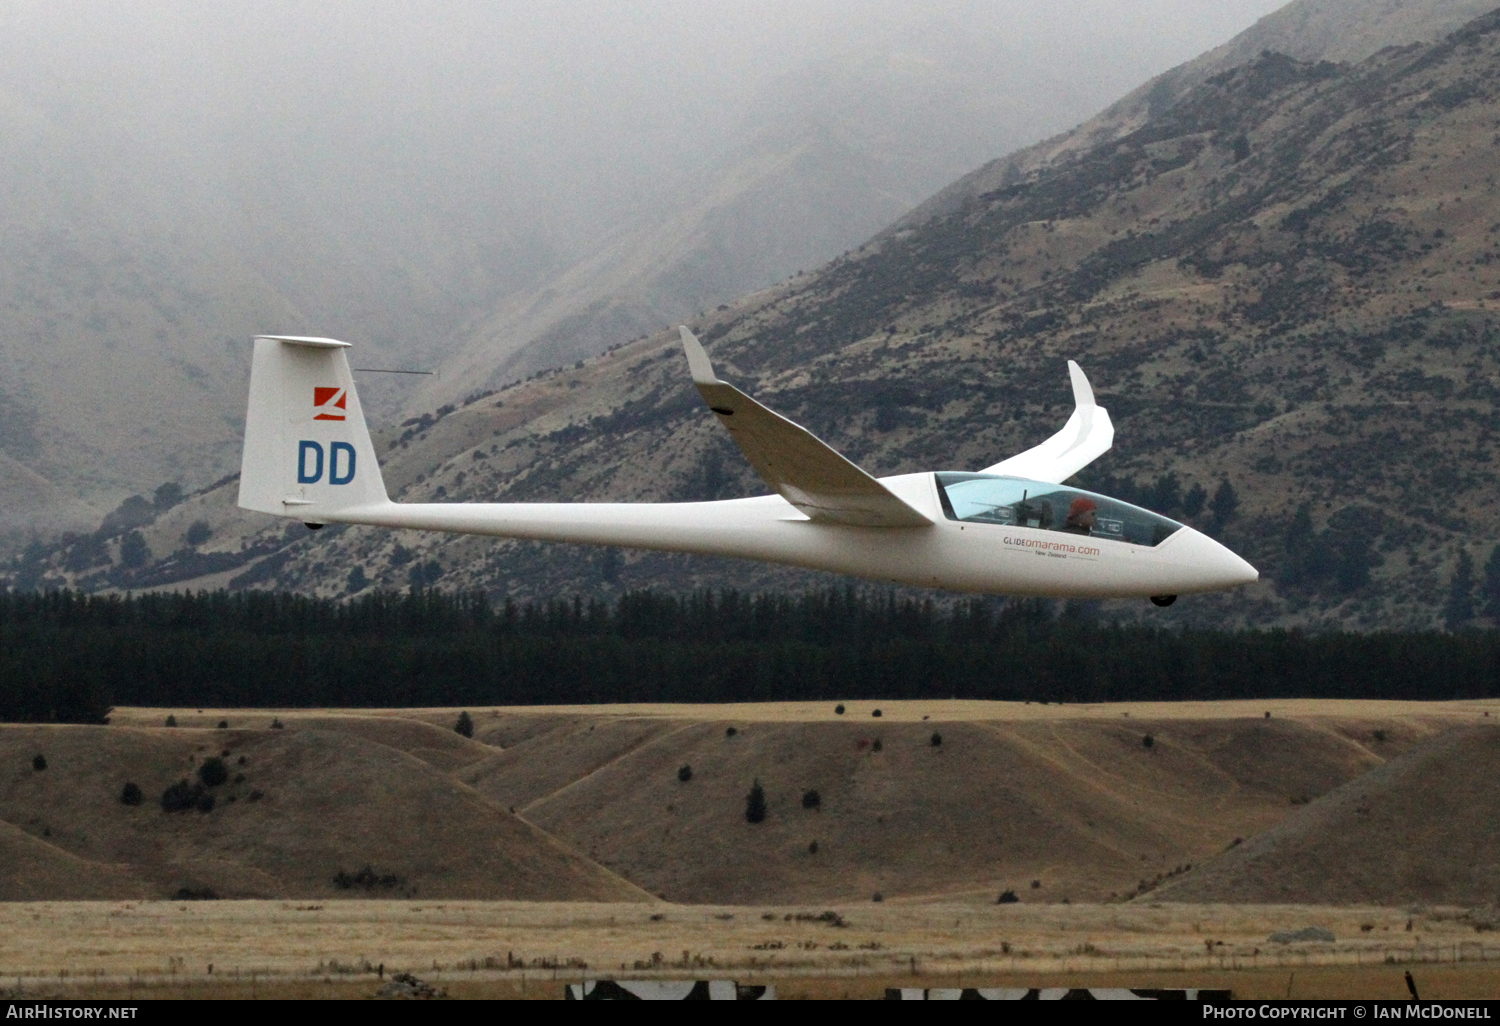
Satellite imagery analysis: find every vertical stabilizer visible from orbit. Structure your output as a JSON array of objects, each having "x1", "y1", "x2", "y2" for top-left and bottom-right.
[{"x1": 238, "y1": 336, "x2": 389, "y2": 521}]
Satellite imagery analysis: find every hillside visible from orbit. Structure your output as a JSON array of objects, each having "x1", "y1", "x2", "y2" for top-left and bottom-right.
[
  {"x1": 0, "y1": 8, "x2": 1165, "y2": 540},
  {"x1": 4, "y1": 700, "x2": 1482, "y2": 904},
  {"x1": 898, "y1": 0, "x2": 1500, "y2": 228},
  {"x1": 1153, "y1": 723, "x2": 1500, "y2": 904},
  {"x1": 0, "y1": 720, "x2": 646, "y2": 901},
  {"x1": 40, "y1": 6, "x2": 1499, "y2": 631}
]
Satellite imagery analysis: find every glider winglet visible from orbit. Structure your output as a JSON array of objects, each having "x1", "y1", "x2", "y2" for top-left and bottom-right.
[
  {"x1": 981, "y1": 361, "x2": 1114, "y2": 484},
  {"x1": 680, "y1": 325, "x2": 720, "y2": 386},
  {"x1": 678, "y1": 326, "x2": 931, "y2": 528}
]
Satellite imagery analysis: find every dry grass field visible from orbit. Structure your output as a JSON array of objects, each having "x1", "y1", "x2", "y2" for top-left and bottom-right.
[
  {"x1": 4, "y1": 700, "x2": 1499, "y2": 997},
  {"x1": 4, "y1": 900, "x2": 1500, "y2": 1000}
]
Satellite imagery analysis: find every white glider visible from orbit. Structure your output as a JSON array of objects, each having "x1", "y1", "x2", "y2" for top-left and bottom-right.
[{"x1": 237, "y1": 329, "x2": 1257, "y2": 601}]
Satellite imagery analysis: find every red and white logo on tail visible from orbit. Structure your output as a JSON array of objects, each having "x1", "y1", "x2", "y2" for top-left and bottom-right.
[{"x1": 313, "y1": 387, "x2": 347, "y2": 421}]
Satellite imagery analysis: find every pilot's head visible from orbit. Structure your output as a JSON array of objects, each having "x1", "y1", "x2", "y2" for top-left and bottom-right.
[{"x1": 1067, "y1": 497, "x2": 1098, "y2": 528}]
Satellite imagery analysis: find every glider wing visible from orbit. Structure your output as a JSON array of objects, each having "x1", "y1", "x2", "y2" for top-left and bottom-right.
[
  {"x1": 680, "y1": 326, "x2": 931, "y2": 528},
  {"x1": 981, "y1": 361, "x2": 1113, "y2": 483}
]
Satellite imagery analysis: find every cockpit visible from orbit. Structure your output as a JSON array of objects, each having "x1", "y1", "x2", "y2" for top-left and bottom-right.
[{"x1": 934, "y1": 473, "x2": 1182, "y2": 547}]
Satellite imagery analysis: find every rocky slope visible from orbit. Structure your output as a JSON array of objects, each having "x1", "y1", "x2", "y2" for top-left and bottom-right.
[
  {"x1": 897, "y1": 0, "x2": 1500, "y2": 229},
  {"x1": 18, "y1": 6, "x2": 1500, "y2": 633}
]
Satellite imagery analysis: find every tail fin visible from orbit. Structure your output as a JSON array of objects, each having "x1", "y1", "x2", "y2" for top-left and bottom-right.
[{"x1": 237, "y1": 336, "x2": 389, "y2": 521}]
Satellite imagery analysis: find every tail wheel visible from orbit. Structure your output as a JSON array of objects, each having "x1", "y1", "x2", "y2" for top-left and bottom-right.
[{"x1": 1149, "y1": 595, "x2": 1177, "y2": 607}]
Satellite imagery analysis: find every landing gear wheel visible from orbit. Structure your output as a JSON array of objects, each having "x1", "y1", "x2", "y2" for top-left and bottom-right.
[{"x1": 1149, "y1": 595, "x2": 1177, "y2": 607}]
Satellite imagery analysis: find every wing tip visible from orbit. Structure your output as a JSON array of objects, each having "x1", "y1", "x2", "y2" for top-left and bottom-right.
[
  {"x1": 679, "y1": 325, "x2": 719, "y2": 386},
  {"x1": 1068, "y1": 359, "x2": 1096, "y2": 409}
]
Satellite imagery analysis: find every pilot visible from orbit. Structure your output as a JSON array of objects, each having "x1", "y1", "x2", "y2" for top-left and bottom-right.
[{"x1": 1063, "y1": 497, "x2": 1098, "y2": 535}]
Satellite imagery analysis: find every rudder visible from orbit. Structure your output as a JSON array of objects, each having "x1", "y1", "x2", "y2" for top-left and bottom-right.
[{"x1": 238, "y1": 336, "x2": 389, "y2": 521}]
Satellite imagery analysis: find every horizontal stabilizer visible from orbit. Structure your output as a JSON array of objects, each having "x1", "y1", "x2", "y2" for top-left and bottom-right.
[
  {"x1": 982, "y1": 360, "x2": 1113, "y2": 483},
  {"x1": 680, "y1": 327, "x2": 930, "y2": 528}
]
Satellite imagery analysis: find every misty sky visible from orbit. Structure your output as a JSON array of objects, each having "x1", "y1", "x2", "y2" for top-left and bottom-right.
[{"x1": 0, "y1": 1, "x2": 1289, "y2": 253}]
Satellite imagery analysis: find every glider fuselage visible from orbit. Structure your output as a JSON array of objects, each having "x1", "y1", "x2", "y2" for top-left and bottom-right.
[{"x1": 322, "y1": 471, "x2": 1253, "y2": 598}]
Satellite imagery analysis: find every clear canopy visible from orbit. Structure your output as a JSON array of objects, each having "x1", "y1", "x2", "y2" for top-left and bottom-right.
[{"x1": 935, "y1": 473, "x2": 1182, "y2": 547}]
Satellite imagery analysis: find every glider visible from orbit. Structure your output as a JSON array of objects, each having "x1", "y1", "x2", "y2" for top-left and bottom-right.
[{"x1": 238, "y1": 329, "x2": 1257, "y2": 601}]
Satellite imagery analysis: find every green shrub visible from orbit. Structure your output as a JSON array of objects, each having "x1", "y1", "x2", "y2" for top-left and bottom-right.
[
  {"x1": 31, "y1": 754, "x2": 46, "y2": 771},
  {"x1": 120, "y1": 782, "x2": 143, "y2": 806},
  {"x1": 197, "y1": 757, "x2": 228, "y2": 787},
  {"x1": 745, "y1": 779, "x2": 767, "y2": 824},
  {"x1": 997, "y1": 890, "x2": 1019, "y2": 904},
  {"x1": 161, "y1": 779, "x2": 204, "y2": 812},
  {"x1": 333, "y1": 865, "x2": 403, "y2": 891},
  {"x1": 165, "y1": 715, "x2": 177, "y2": 727},
  {"x1": 270, "y1": 718, "x2": 284, "y2": 730},
  {"x1": 931, "y1": 732, "x2": 943, "y2": 747},
  {"x1": 216, "y1": 720, "x2": 228, "y2": 729},
  {"x1": 801, "y1": 789, "x2": 821, "y2": 810},
  {"x1": 835, "y1": 704, "x2": 845, "y2": 715},
  {"x1": 677, "y1": 764, "x2": 692, "y2": 783}
]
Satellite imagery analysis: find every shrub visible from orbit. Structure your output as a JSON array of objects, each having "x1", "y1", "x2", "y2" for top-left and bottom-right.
[
  {"x1": 270, "y1": 718, "x2": 284, "y2": 730},
  {"x1": 931, "y1": 732, "x2": 943, "y2": 747},
  {"x1": 216, "y1": 720, "x2": 228, "y2": 729},
  {"x1": 871, "y1": 709, "x2": 882, "y2": 718},
  {"x1": 872, "y1": 892, "x2": 884, "y2": 902},
  {"x1": 31, "y1": 754, "x2": 46, "y2": 771},
  {"x1": 165, "y1": 715, "x2": 177, "y2": 727},
  {"x1": 454, "y1": 711, "x2": 474, "y2": 738},
  {"x1": 184, "y1": 521, "x2": 212, "y2": 547},
  {"x1": 333, "y1": 865, "x2": 403, "y2": 891},
  {"x1": 233, "y1": 773, "x2": 245, "y2": 784},
  {"x1": 120, "y1": 782, "x2": 143, "y2": 806},
  {"x1": 809, "y1": 840, "x2": 819, "y2": 854},
  {"x1": 677, "y1": 764, "x2": 692, "y2": 783},
  {"x1": 835, "y1": 704, "x2": 845, "y2": 715},
  {"x1": 997, "y1": 890, "x2": 1019, "y2": 904},
  {"x1": 172, "y1": 887, "x2": 218, "y2": 901},
  {"x1": 196, "y1": 793, "x2": 215, "y2": 813},
  {"x1": 801, "y1": 789, "x2": 821, "y2": 810},
  {"x1": 1142, "y1": 735, "x2": 1154, "y2": 749},
  {"x1": 745, "y1": 779, "x2": 767, "y2": 824},
  {"x1": 872, "y1": 738, "x2": 883, "y2": 753},
  {"x1": 161, "y1": 780, "x2": 204, "y2": 812},
  {"x1": 237, "y1": 756, "x2": 247, "y2": 765},
  {"x1": 198, "y1": 757, "x2": 228, "y2": 787},
  {"x1": 725, "y1": 726, "x2": 738, "y2": 737}
]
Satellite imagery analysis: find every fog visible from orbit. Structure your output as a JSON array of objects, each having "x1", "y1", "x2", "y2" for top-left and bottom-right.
[
  {"x1": 0, "y1": 1, "x2": 1286, "y2": 256},
  {"x1": 0, "y1": 0, "x2": 1291, "y2": 526}
]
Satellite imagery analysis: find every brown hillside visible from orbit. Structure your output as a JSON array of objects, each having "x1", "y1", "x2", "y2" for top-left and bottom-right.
[
  {"x1": 6, "y1": 702, "x2": 1492, "y2": 903},
  {"x1": 1153, "y1": 723, "x2": 1500, "y2": 905},
  {"x1": 0, "y1": 724, "x2": 646, "y2": 902},
  {"x1": 95, "y1": 7, "x2": 1500, "y2": 632},
  {"x1": 519, "y1": 714, "x2": 1445, "y2": 904}
]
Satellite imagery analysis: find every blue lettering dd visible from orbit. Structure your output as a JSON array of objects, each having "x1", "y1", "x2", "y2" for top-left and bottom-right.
[
  {"x1": 298, "y1": 441, "x2": 324, "y2": 483},
  {"x1": 329, "y1": 441, "x2": 356, "y2": 485}
]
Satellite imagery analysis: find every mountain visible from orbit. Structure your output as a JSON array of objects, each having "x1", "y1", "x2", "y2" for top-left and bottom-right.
[
  {"x1": 410, "y1": 18, "x2": 1110, "y2": 406},
  {"x1": 20, "y1": 2, "x2": 1500, "y2": 634},
  {"x1": 897, "y1": 0, "x2": 1500, "y2": 229},
  {"x1": 0, "y1": 6, "x2": 1204, "y2": 541}
]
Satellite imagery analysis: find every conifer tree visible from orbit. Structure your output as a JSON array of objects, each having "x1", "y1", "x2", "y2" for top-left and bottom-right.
[
  {"x1": 745, "y1": 779, "x2": 767, "y2": 824},
  {"x1": 1483, "y1": 546, "x2": 1500, "y2": 621},
  {"x1": 454, "y1": 710, "x2": 474, "y2": 738},
  {"x1": 1446, "y1": 549, "x2": 1476, "y2": 632}
]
